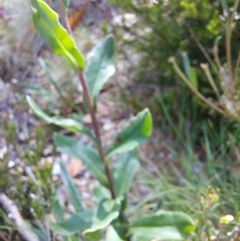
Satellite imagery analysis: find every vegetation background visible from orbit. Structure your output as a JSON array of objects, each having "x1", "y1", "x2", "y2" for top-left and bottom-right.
[{"x1": 0, "y1": 0, "x2": 240, "y2": 240}]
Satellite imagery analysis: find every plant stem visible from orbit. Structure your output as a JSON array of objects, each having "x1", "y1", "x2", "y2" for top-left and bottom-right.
[
  {"x1": 226, "y1": 20, "x2": 234, "y2": 88},
  {"x1": 234, "y1": 51, "x2": 240, "y2": 81},
  {"x1": 58, "y1": 0, "x2": 117, "y2": 200},
  {"x1": 78, "y1": 71, "x2": 116, "y2": 199},
  {"x1": 78, "y1": 71, "x2": 131, "y2": 238},
  {"x1": 225, "y1": 0, "x2": 240, "y2": 89},
  {"x1": 201, "y1": 64, "x2": 221, "y2": 100},
  {"x1": 55, "y1": 0, "x2": 72, "y2": 34}
]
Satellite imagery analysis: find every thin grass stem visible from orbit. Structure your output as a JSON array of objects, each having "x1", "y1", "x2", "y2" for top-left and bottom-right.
[
  {"x1": 189, "y1": 28, "x2": 217, "y2": 74},
  {"x1": 170, "y1": 58, "x2": 225, "y2": 115},
  {"x1": 234, "y1": 51, "x2": 240, "y2": 81},
  {"x1": 201, "y1": 64, "x2": 221, "y2": 100}
]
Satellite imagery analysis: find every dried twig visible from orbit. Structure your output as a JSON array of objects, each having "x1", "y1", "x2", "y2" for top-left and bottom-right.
[{"x1": 0, "y1": 192, "x2": 39, "y2": 241}]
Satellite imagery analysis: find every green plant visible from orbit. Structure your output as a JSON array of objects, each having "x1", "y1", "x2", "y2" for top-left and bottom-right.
[
  {"x1": 170, "y1": 0, "x2": 240, "y2": 122},
  {"x1": 137, "y1": 149, "x2": 240, "y2": 241},
  {"x1": 0, "y1": 116, "x2": 56, "y2": 240},
  {"x1": 107, "y1": 0, "x2": 240, "y2": 148},
  {"x1": 136, "y1": 113, "x2": 240, "y2": 241},
  {"x1": 109, "y1": 0, "x2": 233, "y2": 84},
  {"x1": 23, "y1": 0, "x2": 196, "y2": 240}
]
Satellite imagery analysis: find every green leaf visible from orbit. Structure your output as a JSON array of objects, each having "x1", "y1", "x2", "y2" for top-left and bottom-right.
[
  {"x1": 62, "y1": 0, "x2": 69, "y2": 9},
  {"x1": 38, "y1": 58, "x2": 66, "y2": 101},
  {"x1": 52, "y1": 198, "x2": 64, "y2": 222},
  {"x1": 31, "y1": 0, "x2": 84, "y2": 70},
  {"x1": 52, "y1": 200, "x2": 77, "y2": 241},
  {"x1": 181, "y1": 52, "x2": 198, "y2": 88},
  {"x1": 189, "y1": 67, "x2": 198, "y2": 89},
  {"x1": 106, "y1": 226, "x2": 125, "y2": 241},
  {"x1": 59, "y1": 159, "x2": 83, "y2": 213},
  {"x1": 50, "y1": 211, "x2": 93, "y2": 236},
  {"x1": 50, "y1": 199, "x2": 120, "y2": 236},
  {"x1": 26, "y1": 222, "x2": 47, "y2": 241},
  {"x1": 84, "y1": 230, "x2": 101, "y2": 241},
  {"x1": 66, "y1": 236, "x2": 78, "y2": 241},
  {"x1": 54, "y1": 133, "x2": 108, "y2": 187},
  {"x1": 92, "y1": 185, "x2": 111, "y2": 204},
  {"x1": 181, "y1": 52, "x2": 190, "y2": 79},
  {"x1": 113, "y1": 152, "x2": 139, "y2": 197},
  {"x1": 83, "y1": 198, "x2": 121, "y2": 234},
  {"x1": 107, "y1": 109, "x2": 152, "y2": 158},
  {"x1": 214, "y1": 36, "x2": 222, "y2": 46},
  {"x1": 26, "y1": 95, "x2": 94, "y2": 141},
  {"x1": 129, "y1": 210, "x2": 195, "y2": 240},
  {"x1": 84, "y1": 35, "x2": 115, "y2": 105},
  {"x1": 219, "y1": 0, "x2": 229, "y2": 16}
]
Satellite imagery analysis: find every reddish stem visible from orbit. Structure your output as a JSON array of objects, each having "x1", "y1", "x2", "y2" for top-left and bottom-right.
[{"x1": 78, "y1": 71, "x2": 116, "y2": 199}]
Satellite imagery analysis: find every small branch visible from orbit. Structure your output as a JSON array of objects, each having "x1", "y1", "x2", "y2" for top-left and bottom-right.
[
  {"x1": 0, "y1": 192, "x2": 39, "y2": 241},
  {"x1": 78, "y1": 71, "x2": 116, "y2": 199}
]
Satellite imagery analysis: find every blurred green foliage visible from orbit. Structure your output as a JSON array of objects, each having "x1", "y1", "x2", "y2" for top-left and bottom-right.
[
  {"x1": 110, "y1": 0, "x2": 238, "y2": 84},
  {"x1": 109, "y1": 0, "x2": 240, "y2": 148},
  {"x1": 0, "y1": 120, "x2": 54, "y2": 238}
]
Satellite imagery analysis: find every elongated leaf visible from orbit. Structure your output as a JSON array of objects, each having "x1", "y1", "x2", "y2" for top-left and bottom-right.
[
  {"x1": 106, "y1": 226, "x2": 125, "y2": 241},
  {"x1": 181, "y1": 53, "x2": 198, "y2": 88},
  {"x1": 59, "y1": 159, "x2": 83, "y2": 212},
  {"x1": 54, "y1": 133, "x2": 108, "y2": 187},
  {"x1": 189, "y1": 67, "x2": 198, "y2": 89},
  {"x1": 219, "y1": 0, "x2": 229, "y2": 16},
  {"x1": 62, "y1": 0, "x2": 69, "y2": 9},
  {"x1": 92, "y1": 185, "x2": 111, "y2": 204},
  {"x1": 50, "y1": 199, "x2": 120, "y2": 236},
  {"x1": 129, "y1": 210, "x2": 195, "y2": 240},
  {"x1": 38, "y1": 58, "x2": 65, "y2": 101},
  {"x1": 181, "y1": 52, "x2": 190, "y2": 79},
  {"x1": 26, "y1": 95, "x2": 94, "y2": 141},
  {"x1": 52, "y1": 200, "x2": 77, "y2": 241},
  {"x1": 52, "y1": 198, "x2": 64, "y2": 222},
  {"x1": 84, "y1": 231, "x2": 101, "y2": 241},
  {"x1": 66, "y1": 236, "x2": 78, "y2": 241},
  {"x1": 83, "y1": 198, "x2": 121, "y2": 234},
  {"x1": 107, "y1": 109, "x2": 152, "y2": 158},
  {"x1": 85, "y1": 35, "x2": 115, "y2": 105},
  {"x1": 28, "y1": 227, "x2": 47, "y2": 241},
  {"x1": 113, "y1": 152, "x2": 139, "y2": 197},
  {"x1": 50, "y1": 211, "x2": 93, "y2": 236},
  {"x1": 214, "y1": 36, "x2": 222, "y2": 46},
  {"x1": 31, "y1": 0, "x2": 84, "y2": 70}
]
